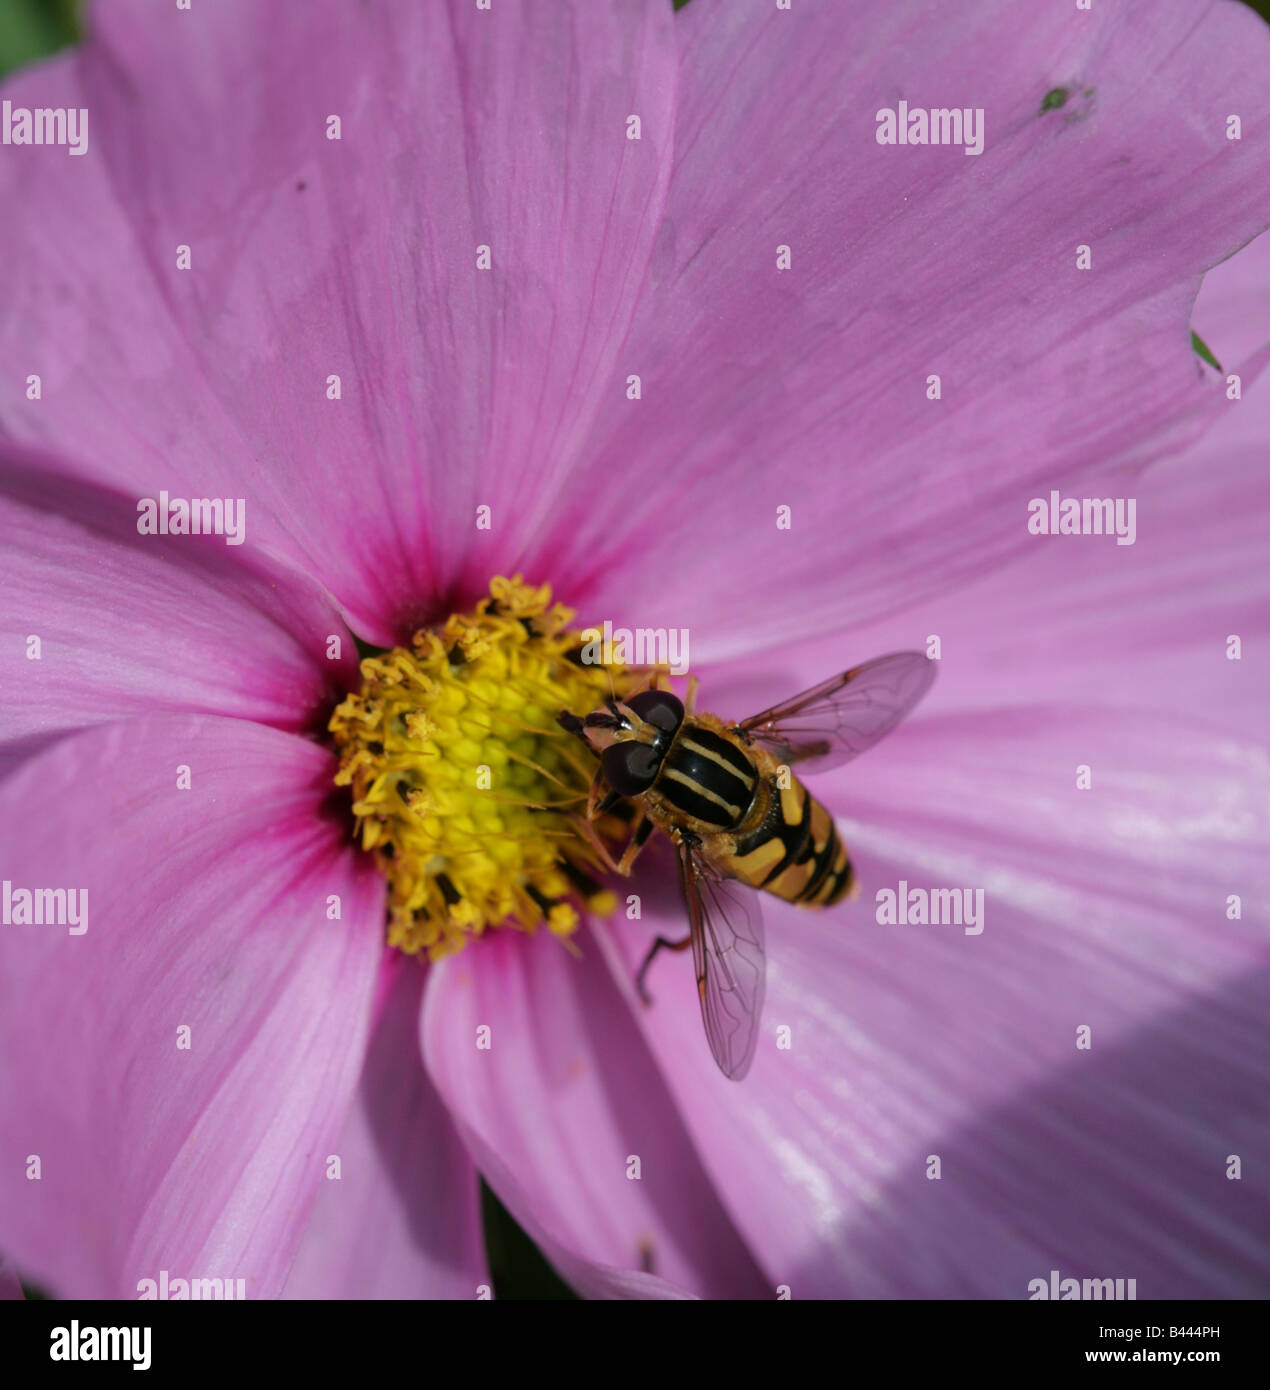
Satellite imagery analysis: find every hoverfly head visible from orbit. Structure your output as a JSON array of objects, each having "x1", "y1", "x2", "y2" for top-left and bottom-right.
[
  {"x1": 556, "y1": 697, "x2": 627, "y2": 751},
  {"x1": 623, "y1": 689, "x2": 684, "y2": 734},
  {"x1": 557, "y1": 689, "x2": 685, "y2": 798}
]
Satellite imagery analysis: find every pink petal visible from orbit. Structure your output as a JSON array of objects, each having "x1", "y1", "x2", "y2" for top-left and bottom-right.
[
  {"x1": 542, "y1": 0, "x2": 1270, "y2": 660},
  {"x1": 0, "y1": 1253, "x2": 23, "y2": 1300},
  {"x1": 0, "y1": 716, "x2": 385, "y2": 1298},
  {"x1": 704, "y1": 223, "x2": 1270, "y2": 740},
  {"x1": 283, "y1": 955, "x2": 487, "y2": 1299},
  {"x1": 0, "y1": 446, "x2": 359, "y2": 767},
  {"x1": 0, "y1": 0, "x2": 676, "y2": 643},
  {"x1": 641, "y1": 283, "x2": 1270, "y2": 1295},
  {"x1": 598, "y1": 702, "x2": 1268, "y2": 1296},
  {"x1": 421, "y1": 925, "x2": 768, "y2": 1299},
  {"x1": 710, "y1": 414, "x2": 1270, "y2": 741},
  {"x1": 1193, "y1": 227, "x2": 1270, "y2": 368}
]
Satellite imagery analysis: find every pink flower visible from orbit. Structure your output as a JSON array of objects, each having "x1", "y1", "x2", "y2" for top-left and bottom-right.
[
  {"x1": 0, "y1": 1252, "x2": 23, "y2": 1301},
  {"x1": 1, "y1": 0, "x2": 1267, "y2": 1298}
]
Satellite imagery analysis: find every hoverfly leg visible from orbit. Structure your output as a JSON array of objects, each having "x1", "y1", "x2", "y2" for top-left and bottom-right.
[
  {"x1": 684, "y1": 674, "x2": 699, "y2": 715},
  {"x1": 584, "y1": 768, "x2": 602, "y2": 820},
  {"x1": 585, "y1": 767, "x2": 624, "y2": 822},
  {"x1": 615, "y1": 813, "x2": 655, "y2": 875},
  {"x1": 636, "y1": 932, "x2": 692, "y2": 1006},
  {"x1": 571, "y1": 811, "x2": 624, "y2": 876},
  {"x1": 573, "y1": 802, "x2": 653, "y2": 880}
]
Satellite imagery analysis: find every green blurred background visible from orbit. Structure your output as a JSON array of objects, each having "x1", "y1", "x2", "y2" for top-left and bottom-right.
[
  {"x1": 0, "y1": 0, "x2": 78, "y2": 76},
  {"x1": 1, "y1": 0, "x2": 1266, "y2": 1301}
]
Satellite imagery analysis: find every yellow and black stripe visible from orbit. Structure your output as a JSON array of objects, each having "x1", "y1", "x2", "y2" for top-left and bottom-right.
[
  {"x1": 730, "y1": 776, "x2": 853, "y2": 906},
  {"x1": 658, "y1": 726, "x2": 759, "y2": 828}
]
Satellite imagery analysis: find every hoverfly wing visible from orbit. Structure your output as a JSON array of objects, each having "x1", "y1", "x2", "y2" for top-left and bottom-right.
[
  {"x1": 735, "y1": 651, "x2": 935, "y2": 774},
  {"x1": 675, "y1": 836, "x2": 766, "y2": 1081}
]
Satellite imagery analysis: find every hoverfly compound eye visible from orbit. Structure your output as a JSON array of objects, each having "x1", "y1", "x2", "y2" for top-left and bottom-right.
[
  {"x1": 624, "y1": 689, "x2": 684, "y2": 734},
  {"x1": 601, "y1": 740, "x2": 662, "y2": 797}
]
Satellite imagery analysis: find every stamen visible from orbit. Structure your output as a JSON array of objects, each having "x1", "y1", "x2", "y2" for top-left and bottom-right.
[{"x1": 329, "y1": 576, "x2": 634, "y2": 958}]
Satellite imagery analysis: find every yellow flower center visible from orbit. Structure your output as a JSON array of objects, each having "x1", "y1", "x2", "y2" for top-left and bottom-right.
[{"x1": 329, "y1": 576, "x2": 639, "y2": 959}]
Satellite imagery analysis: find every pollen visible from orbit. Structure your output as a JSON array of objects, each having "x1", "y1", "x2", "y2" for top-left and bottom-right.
[{"x1": 329, "y1": 576, "x2": 639, "y2": 959}]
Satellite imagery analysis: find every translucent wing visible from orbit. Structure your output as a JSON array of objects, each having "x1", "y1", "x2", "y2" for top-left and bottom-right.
[
  {"x1": 676, "y1": 836, "x2": 766, "y2": 1081},
  {"x1": 735, "y1": 651, "x2": 935, "y2": 774}
]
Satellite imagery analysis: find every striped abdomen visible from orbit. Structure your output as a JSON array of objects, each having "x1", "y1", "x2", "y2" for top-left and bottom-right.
[
  {"x1": 654, "y1": 720, "x2": 853, "y2": 908},
  {"x1": 728, "y1": 774, "x2": 854, "y2": 907}
]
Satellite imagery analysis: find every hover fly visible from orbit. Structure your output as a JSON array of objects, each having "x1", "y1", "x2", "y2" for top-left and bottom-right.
[{"x1": 558, "y1": 653, "x2": 936, "y2": 1080}]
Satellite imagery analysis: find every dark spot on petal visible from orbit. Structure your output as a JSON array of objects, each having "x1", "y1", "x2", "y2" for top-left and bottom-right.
[
  {"x1": 296, "y1": 180, "x2": 307, "y2": 191},
  {"x1": 1040, "y1": 87, "x2": 1069, "y2": 114},
  {"x1": 314, "y1": 785, "x2": 358, "y2": 847}
]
